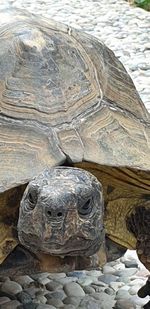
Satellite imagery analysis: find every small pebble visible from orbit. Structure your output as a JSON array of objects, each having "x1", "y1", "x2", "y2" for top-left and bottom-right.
[
  {"x1": 17, "y1": 291, "x2": 32, "y2": 304},
  {"x1": 124, "y1": 260, "x2": 138, "y2": 268},
  {"x1": 129, "y1": 285, "x2": 141, "y2": 295},
  {"x1": 77, "y1": 277, "x2": 93, "y2": 286},
  {"x1": 102, "y1": 265, "x2": 115, "y2": 274},
  {"x1": 113, "y1": 263, "x2": 125, "y2": 271},
  {"x1": 130, "y1": 295, "x2": 150, "y2": 307},
  {"x1": 14, "y1": 275, "x2": 34, "y2": 287},
  {"x1": 22, "y1": 303, "x2": 38, "y2": 309},
  {"x1": 92, "y1": 292, "x2": 116, "y2": 308},
  {"x1": 48, "y1": 273, "x2": 66, "y2": 280},
  {"x1": 63, "y1": 305, "x2": 76, "y2": 309},
  {"x1": 45, "y1": 290, "x2": 66, "y2": 301},
  {"x1": 78, "y1": 295, "x2": 102, "y2": 309},
  {"x1": 92, "y1": 280, "x2": 107, "y2": 287},
  {"x1": 0, "y1": 296, "x2": 10, "y2": 305},
  {"x1": 37, "y1": 305, "x2": 56, "y2": 309},
  {"x1": 109, "y1": 281, "x2": 125, "y2": 291},
  {"x1": 91, "y1": 284, "x2": 105, "y2": 293},
  {"x1": 36, "y1": 294, "x2": 47, "y2": 304},
  {"x1": 24, "y1": 286, "x2": 41, "y2": 298},
  {"x1": 47, "y1": 297, "x2": 64, "y2": 307},
  {"x1": 114, "y1": 268, "x2": 138, "y2": 277},
  {"x1": 129, "y1": 278, "x2": 146, "y2": 286},
  {"x1": 55, "y1": 277, "x2": 77, "y2": 285},
  {"x1": 63, "y1": 296, "x2": 82, "y2": 306},
  {"x1": 115, "y1": 289, "x2": 130, "y2": 300},
  {"x1": 85, "y1": 270, "x2": 102, "y2": 277},
  {"x1": 31, "y1": 273, "x2": 50, "y2": 281},
  {"x1": 98, "y1": 274, "x2": 119, "y2": 284},
  {"x1": 0, "y1": 300, "x2": 21, "y2": 309},
  {"x1": 37, "y1": 277, "x2": 51, "y2": 286},
  {"x1": 105, "y1": 287, "x2": 115, "y2": 295},
  {"x1": 83, "y1": 285, "x2": 95, "y2": 294},
  {"x1": 116, "y1": 276, "x2": 130, "y2": 284},
  {"x1": 67, "y1": 271, "x2": 85, "y2": 279},
  {"x1": 1, "y1": 280, "x2": 22, "y2": 295},
  {"x1": 46, "y1": 281, "x2": 63, "y2": 291},
  {"x1": 64, "y1": 282, "x2": 85, "y2": 297},
  {"x1": 115, "y1": 299, "x2": 136, "y2": 309}
]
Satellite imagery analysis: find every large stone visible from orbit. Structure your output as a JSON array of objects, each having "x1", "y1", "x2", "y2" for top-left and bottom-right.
[{"x1": 64, "y1": 282, "x2": 85, "y2": 297}]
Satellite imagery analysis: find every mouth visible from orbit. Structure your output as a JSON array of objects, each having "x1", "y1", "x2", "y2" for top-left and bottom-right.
[{"x1": 30, "y1": 236, "x2": 102, "y2": 258}]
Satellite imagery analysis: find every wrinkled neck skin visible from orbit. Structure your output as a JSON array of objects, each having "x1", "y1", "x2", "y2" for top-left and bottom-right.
[{"x1": 17, "y1": 167, "x2": 105, "y2": 265}]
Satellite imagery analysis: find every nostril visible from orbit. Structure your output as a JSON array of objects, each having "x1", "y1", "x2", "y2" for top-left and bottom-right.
[
  {"x1": 47, "y1": 210, "x2": 52, "y2": 216},
  {"x1": 46, "y1": 210, "x2": 63, "y2": 218},
  {"x1": 57, "y1": 212, "x2": 63, "y2": 217}
]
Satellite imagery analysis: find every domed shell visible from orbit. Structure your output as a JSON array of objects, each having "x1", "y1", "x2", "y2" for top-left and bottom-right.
[
  {"x1": 0, "y1": 8, "x2": 149, "y2": 194},
  {"x1": 0, "y1": 8, "x2": 150, "y2": 270}
]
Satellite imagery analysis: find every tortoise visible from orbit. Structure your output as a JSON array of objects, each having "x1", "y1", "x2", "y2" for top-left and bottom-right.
[{"x1": 0, "y1": 8, "x2": 149, "y2": 283}]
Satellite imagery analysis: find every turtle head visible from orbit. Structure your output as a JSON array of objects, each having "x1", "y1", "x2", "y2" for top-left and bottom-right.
[{"x1": 17, "y1": 167, "x2": 104, "y2": 257}]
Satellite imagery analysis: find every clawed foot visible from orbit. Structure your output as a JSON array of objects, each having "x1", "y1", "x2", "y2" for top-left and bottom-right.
[
  {"x1": 138, "y1": 278, "x2": 150, "y2": 309},
  {"x1": 138, "y1": 278, "x2": 150, "y2": 298}
]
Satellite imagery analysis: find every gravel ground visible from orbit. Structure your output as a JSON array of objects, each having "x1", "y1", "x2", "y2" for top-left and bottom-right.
[{"x1": 0, "y1": 0, "x2": 150, "y2": 308}]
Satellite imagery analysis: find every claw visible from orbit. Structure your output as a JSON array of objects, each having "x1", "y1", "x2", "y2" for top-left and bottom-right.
[{"x1": 138, "y1": 278, "x2": 150, "y2": 298}]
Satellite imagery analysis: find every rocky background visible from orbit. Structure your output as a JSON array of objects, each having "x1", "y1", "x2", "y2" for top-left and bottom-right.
[{"x1": 0, "y1": 0, "x2": 150, "y2": 308}]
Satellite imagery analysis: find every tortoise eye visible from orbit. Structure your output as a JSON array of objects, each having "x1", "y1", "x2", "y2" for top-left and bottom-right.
[
  {"x1": 78, "y1": 199, "x2": 92, "y2": 216},
  {"x1": 28, "y1": 189, "x2": 38, "y2": 208}
]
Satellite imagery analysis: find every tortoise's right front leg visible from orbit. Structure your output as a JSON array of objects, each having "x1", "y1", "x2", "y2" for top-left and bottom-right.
[{"x1": 138, "y1": 277, "x2": 150, "y2": 309}]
